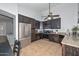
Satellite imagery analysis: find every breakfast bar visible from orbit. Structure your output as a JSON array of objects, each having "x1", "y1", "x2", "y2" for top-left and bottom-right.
[{"x1": 62, "y1": 34, "x2": 79, "y2": 56}]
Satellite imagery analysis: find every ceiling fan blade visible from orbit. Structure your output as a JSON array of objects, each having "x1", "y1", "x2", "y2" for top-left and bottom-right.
[
  {"x1": 44, "y1": 16, "x2": 48, "y2": 20},
  {"x1": 41, "y1": 15, "x2": 59, "y2": 17},
  {"x1": 52, "y1": 15, "x2": 60, "y2": 17},
  {"x1": 41, "y1": 16, "x2": 47, "y2": 17}
]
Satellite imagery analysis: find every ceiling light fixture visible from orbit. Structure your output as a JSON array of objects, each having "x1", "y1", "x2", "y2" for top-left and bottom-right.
[{"x1": 44, "y1": 3, "x2": 60, "y2": 21}]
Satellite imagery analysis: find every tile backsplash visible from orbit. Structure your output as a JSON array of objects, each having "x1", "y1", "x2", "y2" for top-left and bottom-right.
[{"x1": 35, "y1": 29, "x2": 66, "y2": 33}]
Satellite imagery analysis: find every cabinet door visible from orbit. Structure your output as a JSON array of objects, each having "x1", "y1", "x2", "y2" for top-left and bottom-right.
[
  {"x1": 18, "y1": 14, "x2": 33, "y2": 24},
  {"x1": 35, "y1": 21, "x2": 40, "y2": 29},
  {"x1": 43, "y1": 18, "x2": 61, "y2": 29},
  {"x1": 62, "y1": 45, "x2": 79, "y2": 56},
  {"x1": 18, "y1": 14, "x2": 23, "y2": 23},
  {"x1": 35, "y1": 34, "x2": 40, "y2": 40},
  {"x1": 31, "y1": 33, "x2": 36, "y2": 42},
  {"x1": 46, "y1": 20, "x2": 52, "y2": 29},
  {"x1": 43, "y1": 21, "x2": 46, "y2": 29},
  {"x1": 49, "y1": 34, "x2": 59, "y2": 43},
  {"x1": 43, "y1": 20, "x2": 52, "y2": 29},
  {"x1": 51, "y1": 18, "x2": 61, "y2": 29}
]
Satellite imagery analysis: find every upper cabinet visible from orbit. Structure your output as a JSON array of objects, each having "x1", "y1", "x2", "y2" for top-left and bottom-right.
[
  {"x1": 43, "y1": 18, "x2": 61, "y2": 29},
  {"x1": 18, "y1": 14, "x2": 33, "y2": 23},
  {"x1": 18, "y1": 14, "x2": 61, "y2": 29},
  {"x1": 51, "y1": 18, "x2": 61, "y2": 29},
  {"x1": 43, "y1": 20, "x2": 52, "y2": 29},
  {"x1": 35, "y1": 20, "x2": 40, "y2": 29},
  {"x1": 18, "y1": 14, "x2": 40, "y2": 29}
]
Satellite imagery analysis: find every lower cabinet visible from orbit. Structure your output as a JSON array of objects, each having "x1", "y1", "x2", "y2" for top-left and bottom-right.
[
  {"x1": 31, "y1": 33, "x2": 43, "y2": 42},
  {"x1": 62, "y1": 44, "x2": 79, "y2": 56},
  {"x1": 49, "y1": 34, "x2": 64, "y2": 44},
  {"x1": 31, "y1": 33, "x2": 36, "y2": 42},
  {"x1": 35, "y1": 33, "x2": 43, "y2": 40},
  {"x1": 35, "y1": 34, "x2": 40, "y2": 41},
  {"x1": 49, "y1": 34, "x2": 59, "y2": 43},
  {"x1": 31, "y1": 33, "x2": 64, "y2": 44}
]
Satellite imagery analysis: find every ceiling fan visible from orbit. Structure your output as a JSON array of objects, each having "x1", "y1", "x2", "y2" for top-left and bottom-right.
[{"x1": 43, "y1": 3, "x2": 60, "y2": 21}]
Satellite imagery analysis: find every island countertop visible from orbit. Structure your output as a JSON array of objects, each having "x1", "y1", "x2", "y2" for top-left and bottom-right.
[{"x1": 61, "y1": 34, "x2": 79, "y2": 48}]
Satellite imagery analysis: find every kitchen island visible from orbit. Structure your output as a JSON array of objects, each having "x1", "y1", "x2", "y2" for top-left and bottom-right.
[{"x1": 62, "y1": 34, "x2": 79, "y2": 56}]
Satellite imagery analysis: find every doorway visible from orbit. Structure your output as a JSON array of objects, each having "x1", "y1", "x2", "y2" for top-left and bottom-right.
[{"x1": 0, "y1": 9, "x2": 15, "y2": 56}]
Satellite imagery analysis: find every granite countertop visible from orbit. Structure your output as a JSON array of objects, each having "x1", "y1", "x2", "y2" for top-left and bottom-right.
[
  {"x1": 61, "y1": 34, "x2": 79, "y2": 48},
  {"x1": 35, "y1": 32, "x2": 66, "y2": 36}
]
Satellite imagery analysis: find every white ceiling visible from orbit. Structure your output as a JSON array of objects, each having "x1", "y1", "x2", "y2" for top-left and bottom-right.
[{"x1": 18, "y1": 3, "x2": 59, "y2": 13}]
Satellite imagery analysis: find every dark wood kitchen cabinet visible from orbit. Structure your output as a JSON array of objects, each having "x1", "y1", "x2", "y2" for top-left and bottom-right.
[
  {"x1": 49, "y1": 34, "x2": 64, "y2": 44},
  {"x1": 31, "y1": 33, "x2": 36, "y2": 42},
  {"x1": 18, "y1": 14, "x2": 40, "y2": 42},
  {"x1": 31, "y1": 20, "x2": 40, "y2": 41},
  {"x1": 35, "y1": 20, "x2": 40, "y2": 29},
  {"x1": 43, "y1": 18, "x2": 61, "y2": 29},
  {"x1": 49, "y1": 34, "x2": 60, "y2": 43},
  {"x1": 18, "y1": 14, "x2": 33, "y2": 24},
  {"x1": 43, "y1": 20, "x2": 52, "y2": 29},
  {"x1": 35, "y1": 33, "x2": 43, "y2": 41},
  {"x1": 62, "y1": 45, "x2": 79, "y2": 56},
  {"x1": 31, "y1": 20, "x2": 37, "y2": 42},
  {"x1": 51, "y1": 18, "x2": 61, "y2": 29}
]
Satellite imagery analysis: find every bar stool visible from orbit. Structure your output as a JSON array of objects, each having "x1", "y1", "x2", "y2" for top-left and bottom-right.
[{"x1": 13, "y1": 40, "x2": 21, "y2": 56}]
